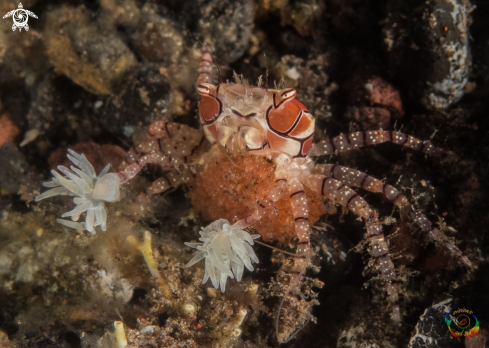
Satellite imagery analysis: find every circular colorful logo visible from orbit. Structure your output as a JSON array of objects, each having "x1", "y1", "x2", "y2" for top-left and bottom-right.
[{"x1": 444, "y1": 308, "x2": 479, "y2": 337}]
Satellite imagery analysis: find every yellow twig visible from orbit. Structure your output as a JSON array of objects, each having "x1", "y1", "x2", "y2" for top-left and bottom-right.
[{"x1": 127, "y1": 231, "x2": 172, "y2": 299}]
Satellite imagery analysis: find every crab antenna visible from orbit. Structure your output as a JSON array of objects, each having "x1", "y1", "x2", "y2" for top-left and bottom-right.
[
  {"x1": 263, "y1": 53, "x2": 269, "y2": 91},
  {"x1": 254, "y1": 240, "x2": 301, "y2": 258},
  {"x1": 200, "y1": 41, "x2": 223, "y2": 85},
  {"x1": 265, "y1": 66, "x2": 269, "y2": 91}
]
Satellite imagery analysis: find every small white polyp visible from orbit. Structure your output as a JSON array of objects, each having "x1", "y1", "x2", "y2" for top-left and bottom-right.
[
  {"x1": 184, "y1": 219, "x2": 260, "y2": 292},
  {"x1": 35, "y1": 149, "x2": 121, "y2": 234}
]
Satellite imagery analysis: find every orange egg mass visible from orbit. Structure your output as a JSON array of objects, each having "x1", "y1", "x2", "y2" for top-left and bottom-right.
[{"x1": 189, "y1": 153, "x2": 324, "y2": 243}]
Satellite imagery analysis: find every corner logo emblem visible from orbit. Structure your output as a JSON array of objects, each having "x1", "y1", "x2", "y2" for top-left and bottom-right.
[
  {"x1": 445, "y1": 307, "x2": 479, "y2": 338},
  {"x1": 3, "y1": 3, "x2": 38, "y2": 32}
]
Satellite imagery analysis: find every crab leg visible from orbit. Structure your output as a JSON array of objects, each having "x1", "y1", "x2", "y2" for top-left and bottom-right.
[
  {"x1": 117, "y1": 153, "x2": 170, "y2": 184},
  {"x1": 197, "y1": 51, "x2": 213, "y2": 86},
  {"x1": 145, "y1": 121, "x2": 205, "y2": 142},
  {"x1": 311, "y1": 130, "x2": 437, "y2": 156},
  {"x1": 287, "y1": 177, "x2": 311, "y2": 295},
  {"x1": 144, "y1": 167, "x2": 194, "y2": 196},
  {"x1": 126, "y1": 139, "x2": 161, "y2": 163},
  {"x1": 126, "y1": 121, "x2": 207, "y2": 167},
  {"x1": 315, "y1": 164, "x2": 471, "y2": 266},
  {"x1": 121, "y1": 121, "x2": 208, "y2": 196},
  {"x1": 305, "y1": 174, "x2": 401, "y2": 321},
  {"x1": 274, "y1": 177, "x2": 314, "y2": 343}
]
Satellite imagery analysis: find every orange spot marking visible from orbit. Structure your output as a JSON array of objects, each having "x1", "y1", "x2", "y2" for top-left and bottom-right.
[
  {"x1": 291, "y1": 99, "x2": 308, "y2": 112},
  {"x1": 267, "y1": 131, "x2": 288, "y2": 149},
  {"x1": 204, "y1": 123, "x2": 219, "y2": 141},
  {"x1": 268, "y1": 100, "x2": 301, "y2": 133},
  {"x1": 289, "y1": 112, "x2": 314, "y2": 139},
  {"x1": 198, "y1": 96, "x2": 220, "y2": 124},
  {"x1": 267, "y1": 131, "x2": 300, "y2": 156},
  {"x1": 301, "y1": 136, "x2": 314, "y2": 156}
]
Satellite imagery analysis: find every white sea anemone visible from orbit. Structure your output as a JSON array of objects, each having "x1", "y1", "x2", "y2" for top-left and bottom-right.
[
  {"x1": 35, "y1": 149, "x2": 121, "y2": 234},
  {"x1": 185, "y1": 219, "x2": 260, "y2": 292}
]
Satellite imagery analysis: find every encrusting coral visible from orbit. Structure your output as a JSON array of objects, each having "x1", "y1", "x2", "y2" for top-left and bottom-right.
[
  {"x1": 184, "y1": 218, "x2": 260, "y2": 292},
  {"x1": 34, "y1": 149, "x2": 121, "y2": 233}
]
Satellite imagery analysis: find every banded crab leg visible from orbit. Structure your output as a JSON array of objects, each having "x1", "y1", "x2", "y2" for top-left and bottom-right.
[
  {"x1": 287, "y1": 176, "x2": 311, "y2": 295},
  {"x1": 122, "y1": 121, "x2": 208, "y2": 195},
  {"x1": 117, "y1": 153, "x2": 170, "y2": 184},
  {"x1": 274, "y1": 175, "x2": 315, "y2": 344},
  {"x1": 304, "y1": 174, "x2": 401, "y2": 322},
  {"x1": 311, "y1": 130, "x2": 438, "y2": 156},
  {"x1": 126, "y1": 121, "x2": 207, "y2": 168},
  {"x1": 315, "y1": 164, "x2": 471, "y2": 266},
  {"x1": 197, "y1": 51, "x2": 213, "y2": 86},
  {"x1": 143, "y1": 167, "x2": 194, "y2": 196},
  {"x1": 230, "y1": 156, "x2": 315, "y2": 342}
]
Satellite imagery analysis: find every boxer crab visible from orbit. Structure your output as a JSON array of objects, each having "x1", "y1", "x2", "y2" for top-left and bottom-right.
[{"x1": 36, "y1": 51, "x2": 472, "y2": 343}]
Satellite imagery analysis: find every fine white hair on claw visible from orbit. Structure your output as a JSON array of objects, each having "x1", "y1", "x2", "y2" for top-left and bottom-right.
[
  {"x1": 35, "y1": 149, "x2": 121, "y2": 234},
  {"x1": 184, "y1": 219, "x2": 260, "y2": 292}
]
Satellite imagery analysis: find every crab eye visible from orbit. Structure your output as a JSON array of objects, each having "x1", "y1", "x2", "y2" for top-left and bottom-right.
[
  {"x1": 281, "y1": 89, "x2": 297, "y2": 101},
  {"x1": 197, "y1": 83, "x2": 213, "y2": 95}
]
